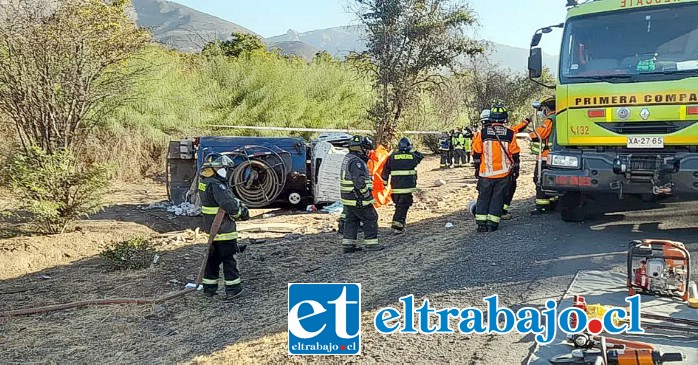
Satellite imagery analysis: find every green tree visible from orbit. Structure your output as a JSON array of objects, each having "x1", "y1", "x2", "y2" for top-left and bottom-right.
[
  {"x1": 458, "y1": 53, "x2": 556, "y2": 125},
  {"x1": 0, "y1": 0, "x2": 151, "y2": 154},
  {"x1": 202, "y1": 32, "x2": 267, "y2": 58},
  {"x1": 313, "y1": 50, "x2": 336, "y2": 64},
  {"x1": 354, "y1": 0, "x2": 482, "y2": 145},
  {"x1": 8, "y1": 147, "x2": 111, "y2": 234}
]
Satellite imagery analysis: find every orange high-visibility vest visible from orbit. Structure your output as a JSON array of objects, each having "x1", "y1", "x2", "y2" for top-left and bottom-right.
[{"x1": 367, "y1": 146, "x2": 392, "y2": 206}]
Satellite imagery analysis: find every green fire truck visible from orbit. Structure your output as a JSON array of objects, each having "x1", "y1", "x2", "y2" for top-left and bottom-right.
[{"x1": 528, "y1": 0, "x2": 698, "y2": 221}]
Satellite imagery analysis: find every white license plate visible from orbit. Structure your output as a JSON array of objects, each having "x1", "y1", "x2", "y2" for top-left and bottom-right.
[{"x1": 627, "y1": 136, "x2": 664, "y2": 149}]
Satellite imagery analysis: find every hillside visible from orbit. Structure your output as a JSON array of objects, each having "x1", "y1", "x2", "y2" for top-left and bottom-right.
[
  {"x1": 131, "y1": 0, "x2": 258, "y2": 52},
  {"x1": 268, "y1": 26, "x2": 365, "y2": 58},
  {"x1": 268, "y1": 26, "x2": 558, "y2": 73},
  {"x1": 268, "y1": 41, "x2": 320, "y2": 62}
]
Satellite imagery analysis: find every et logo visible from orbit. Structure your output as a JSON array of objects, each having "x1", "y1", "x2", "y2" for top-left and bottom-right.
[{"x1": 287, "y1": 283, "x2": 361, "y2": 355}]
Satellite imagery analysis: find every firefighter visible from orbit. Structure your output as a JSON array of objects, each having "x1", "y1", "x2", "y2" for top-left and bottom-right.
[
  {"x1": 472, "y1": 105, "x2": 520, "y2": 232},
  {"x1": 198, "y1": 152, "x2": 250, "y2": 300},
  {"x1": 470, "y1": 110, "x2": 489, "y2": 168},
  {"x1": 340, "y1": 135, "x2": 381, "y2": 253},
  {"x1": 464, "y1": 130, "x2": 472, "y2": 165},
  {"x1": 502, "y1": 116, "x2": 533, "y2": 219},
  {"x1": 452, "y1": 130, "x2": 466, "y2": 167},
  {"x1": 381, "y1": 137, "x2": 424, "y2": 234},
  {"x1": 449, "y1": 129, "x2": 456, "y2": 167},
  {"x1": 438, "y1": 132, "x2": 452, "y2": 169},
  {"x1": 529, "y1": 96, "x2": 557, "y2": 215}
]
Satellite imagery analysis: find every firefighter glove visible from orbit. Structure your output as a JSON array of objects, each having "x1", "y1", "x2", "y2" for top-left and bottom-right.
[{"x1": 239, "y1": 204, "x2": 250, "y2": 221}]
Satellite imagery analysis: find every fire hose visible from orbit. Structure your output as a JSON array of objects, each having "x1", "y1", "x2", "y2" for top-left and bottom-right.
[
  {"x1": 0, "y1": 210, "x2": 226, "y2": 318},
  {"x1": 227, "y1": 146, "x2": 288, "y2": 208}
]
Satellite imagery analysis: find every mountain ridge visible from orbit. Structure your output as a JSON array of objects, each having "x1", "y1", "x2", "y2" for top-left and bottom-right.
[
  {"x1": 132, "y1": 1, "x2": 557, "y2": 71},
  {"x1": 268, "y1": 25, "x2": 558, "y2": 72},
  {"x1": 131, "y1": 0, "x2": 259, "y2": 52}
]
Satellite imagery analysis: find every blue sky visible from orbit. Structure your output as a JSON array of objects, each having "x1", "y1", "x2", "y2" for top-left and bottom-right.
[{"x1": 171, "y1": 0, "x2": 566, "y2": 53}]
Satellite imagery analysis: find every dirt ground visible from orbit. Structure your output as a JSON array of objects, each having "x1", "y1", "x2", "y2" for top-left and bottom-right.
[{"x1": 1, "y1": 154, "x2": 696, "y2": 365}]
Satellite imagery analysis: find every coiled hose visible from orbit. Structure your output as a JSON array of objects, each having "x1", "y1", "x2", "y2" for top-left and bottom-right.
[
  {"x1": 228, "y1": 146, "x2": 288, "y2": 208},
  {"x1": 0, "y1": 210, "x2": 227, "y2": 317}
]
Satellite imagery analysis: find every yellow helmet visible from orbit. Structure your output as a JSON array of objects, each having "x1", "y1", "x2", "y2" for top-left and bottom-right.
[
  {"x1": 489, "y1": 104, "x2": 508, "y2": 122},
  {"x1": 539, "y1": 96, "x2": 555, "y2": 112}
]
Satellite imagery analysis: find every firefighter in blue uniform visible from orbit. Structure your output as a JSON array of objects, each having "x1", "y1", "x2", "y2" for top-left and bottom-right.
[
  {"x1": 381, "y1": 137, "x2": 424, "y2": 234},
  {"x1": 340, "y1": 136, "x2": 381, "y2": 253},
  {"x1": 198, "y1": 153, "x2": 250, "y2": 300},
  {"x1": 438, "y1": 132, "x2": 452, "y2": 169}
]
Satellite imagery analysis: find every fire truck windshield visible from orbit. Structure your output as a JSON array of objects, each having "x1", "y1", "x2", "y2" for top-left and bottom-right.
[{"x1": 560, "y1": 3, "x2": 698, "y2": 84}]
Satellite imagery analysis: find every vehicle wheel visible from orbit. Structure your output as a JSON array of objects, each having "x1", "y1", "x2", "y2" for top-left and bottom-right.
[
  {"x1": 288, "y1": 192, "x2": 302, "y2": 205},
  {"x1": 559, "y1": 192, "x2": 585, "y2": 222}
]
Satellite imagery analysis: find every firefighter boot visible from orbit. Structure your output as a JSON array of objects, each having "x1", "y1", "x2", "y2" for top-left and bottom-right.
[
  {"x1": 202, "y1": 285, "x2": 218, "y2": 298},
  {"x1": 344, "y1": 245, "x2": 362, "y2": 253},
  {"x1": 476, "y1": 224, "x2": 488, "y2": 233},
  {"x1": 225, "y1": 284, "x2": 244, "y2": 301},
  {"x1": 342, "y1": 239, "x2": 362, "y2": 253}
]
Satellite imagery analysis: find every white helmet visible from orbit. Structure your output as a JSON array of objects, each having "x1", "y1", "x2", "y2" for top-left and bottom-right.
[{"x1": 479, "y1": 109, "x2": 491, "y2": 122}]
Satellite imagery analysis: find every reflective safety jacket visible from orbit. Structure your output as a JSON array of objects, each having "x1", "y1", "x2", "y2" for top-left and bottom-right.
[
  {"x1": 452, "y1": 133, "x2": 466, "y2": 150},
  {"x1": 340, "y1": 152, "x2": 375, "y2": 207},
  {"x1": 198, "y1": 176, "x2": 243, "y2": 241},
  {"x1": 464, "y1": 136, "x2": 472, "y2": 151},
  {"x1": 472, "y1": 123, "x2": 521, "y2": 179},
  {"x1": 381, "y1": 150, "x2": 424, "y2": 195},
  {"x1": 529, "y1": 114, "x2": 555, "y2": 158},
  {"x1": 438, "y1": 135, "x2": 451, "y2": 151},
  {"x1": 511, "y1": 119, "x2": 531, "y2": 133}
]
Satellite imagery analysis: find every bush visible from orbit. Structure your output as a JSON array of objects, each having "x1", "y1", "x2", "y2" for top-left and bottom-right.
[
  {"x1": 100, "y1": 236, "x2": 156, "y2": 271},
  {"x1": 7, "y1": 147, "x2": 111, "y2": 233},
  {"x1": 421, "y1": 134, "x2": 442, "y2": 154}
]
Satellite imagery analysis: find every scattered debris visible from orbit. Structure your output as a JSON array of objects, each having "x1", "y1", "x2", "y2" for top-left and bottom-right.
[
  {"x1": 150, "y1": 254, "x2": 160, "y2": 269},
  {"x1": 168, "y1": 279, "x2": 181, "y2": 284},
  {"x1": 434, "y1": 179, "x2": 447, "y2": 187},
  {"x1": 141, "y1": 201, "x2": 200, "y2": 216},
  {"x1": 184, "y1": 283, "x2": 203, "y2": 290},
  {"x1": 167, "y1": 202, "x2": 199, "y2": 216},
  {"x1": 321, "y1": 201, "x2": 343, "y2": 214},
  {"x1": 306, "y1": 204, "x2": 318, "y2": 212},
  {"x1": 262, "y1": 213, "x2": 275, "y2": 218},
  {"x1": 39, "y1": 275, "x2": 51, "y2": 280},
  {"x1": 444, "y1": 222, "x2": 454, "y2": 228}
]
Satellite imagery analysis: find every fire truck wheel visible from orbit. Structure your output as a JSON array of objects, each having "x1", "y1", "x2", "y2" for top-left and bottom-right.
[{"x1": 560, "y1": 192, "x2": 586, "y2": 223}]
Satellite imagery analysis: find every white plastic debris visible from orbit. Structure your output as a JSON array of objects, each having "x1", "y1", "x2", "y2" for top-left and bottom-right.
[
  {"x1": 166, "y1": 202, "x2": 200, "y2": 216},
  {"x1": 262, "y1": 213, "x2": 275, "y2": 218},
  {"x1": 321, "y1": 201, "x2": 344, "y2": 214},
  {"x1": 185, "y1": 283, "x2": 203, "y2": 290},
  {"x1": 444, "y1": 222, "x2": 454, "y2": 228}
]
